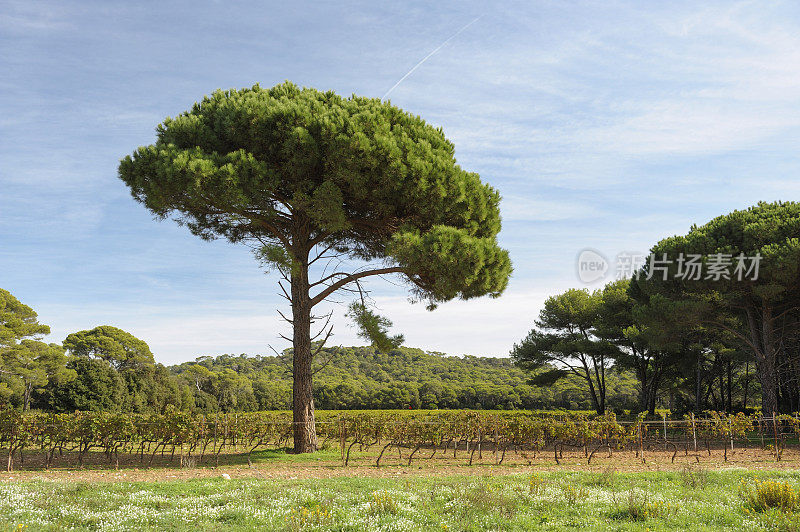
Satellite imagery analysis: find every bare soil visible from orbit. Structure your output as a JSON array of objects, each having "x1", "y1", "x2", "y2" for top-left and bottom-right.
[{"x1": 3, "y1": 442, "x2": 800, "y2": 482}]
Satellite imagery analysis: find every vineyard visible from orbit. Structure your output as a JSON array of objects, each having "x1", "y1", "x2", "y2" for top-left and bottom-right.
[{"x1": 3, "y1": 408, "x2": 800, "y2": 472}]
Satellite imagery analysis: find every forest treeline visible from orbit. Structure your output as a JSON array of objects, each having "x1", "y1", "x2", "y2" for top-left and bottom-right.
[
  {"x1": 170, "y1": 347, "x2": 638, "y2": 412},
  {"x1": 2, "y1": 201, "x2": 799, "y2": 417},
  {"x1": 0, "y1": 293, "x2": 640, "y2": 413},
  {"x1": 512, "y1": 201, "x2": 799, "y2": 417},
  {"x1": 0, "y1": 280, "x2": 765, "y2": 416}
]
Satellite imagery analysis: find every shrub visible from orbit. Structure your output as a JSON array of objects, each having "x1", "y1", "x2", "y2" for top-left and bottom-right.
[
  {"x1": 680, "y1": 465, "x2": 708, "y2": 489},
  {"x1": 587, "y1": 467, "x2": 616, "y2": 488},
  {"x1": 448, "y1": 481, "x2": 519, "y2": 518},
  {"x1": 742, "y1": 479, "x2": 800, "y2": 513},
  {"x1": 612, "y1": 490, "x2": 672, "y2": 521},
  {"x1": 285, "y1": 504, "x2": 331, "y2": 530},
  {"x1": 528, "y1": 474, "x2": 546, "y2": 495},
  {"x1": 558, "y1": 483, "x2": 587, "y2": 506},
  {"x1": 368, "y1": 490, "x2": 398, "y2": 515}
]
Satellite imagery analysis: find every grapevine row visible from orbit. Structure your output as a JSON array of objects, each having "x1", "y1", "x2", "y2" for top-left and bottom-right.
[{"x1": 0, "y1": 408, "x2": 794, "y2": 471}]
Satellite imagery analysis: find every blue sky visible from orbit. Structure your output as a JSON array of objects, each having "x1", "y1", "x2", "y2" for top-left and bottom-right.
[{"x1": 2, "y1": 0, "x2": 799, "y2": 364}]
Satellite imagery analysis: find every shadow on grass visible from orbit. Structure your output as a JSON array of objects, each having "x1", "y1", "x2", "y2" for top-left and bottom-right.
[{"x1": 2, "y1": 445, "x2": 344, "y2": 472}]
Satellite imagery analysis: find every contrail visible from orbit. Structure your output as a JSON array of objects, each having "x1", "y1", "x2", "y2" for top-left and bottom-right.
[{"x1": 382, "y1": 15, "x2": 483, "y2": 100}]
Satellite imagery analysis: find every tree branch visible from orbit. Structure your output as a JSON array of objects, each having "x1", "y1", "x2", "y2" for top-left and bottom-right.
[
  {"x1": 702, "y1": 320, "x2": 759, "y2": 353},
  {"x1": 310, "y1": 267, "x2": 406, "y2": 307}
]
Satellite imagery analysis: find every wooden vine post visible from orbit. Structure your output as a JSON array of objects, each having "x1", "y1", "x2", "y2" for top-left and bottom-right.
[
  {"x1": 773, "y1": 412, "x2": 780, "y2": 462},
  {"x1": 6, "y1": 422, "x2": 14, "y2": 473},
  {"x1": 638, "y1": 420, "x2": 644, "y2": 463},
  {"x1": 729, "y1": 417, "x2": 734, "y2": 454},
  {"x1": 339, "y1": 416, "x2": 346, "y2": 464},
  {"x1": 494, "y1": 427, "x2": 499, "y2": 465}
]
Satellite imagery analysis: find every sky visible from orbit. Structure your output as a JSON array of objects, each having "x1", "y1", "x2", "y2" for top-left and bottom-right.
[{"x1": 2, "y1": 0, "x2": 799, "y2": 364}]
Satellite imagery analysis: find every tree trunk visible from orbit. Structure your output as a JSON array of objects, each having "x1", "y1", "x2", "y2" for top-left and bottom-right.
[
  {"x1": 23, "y1": 382, "x2": 32, "y2": 412},
  {"x1": 583, "y1": 367, "x2": 603, "y2": 415},
  {"x1": 291, "y1": 248, "x2": 318, "y2": 453},
  {"x1": 648, "y1": 387, "x2": 657, "y2": 415},
  {"x1": 726, "y1": 359, "x2": 733, "y2": 413},
  {"x1": 757, "y1": 357, "x2": 778, "y2": 417},
  {"x1": 647, "y1": 370, "x2": 661, "y2": 415},
  {"x1": 743, "y1": 362, "x2": 750, "y2": 410},
  {"x1": 598, "y1": 358, "x2": 606, "y2": 414},
  {"x1": 746, "y1": 304, "x2": 779, "y2": 416},
  {"x1": 695, "y1": 351, "x2": 702, "y2": 413},
  {"x1": 637, "y1": 365, "x2": 649, "y2": 413}
]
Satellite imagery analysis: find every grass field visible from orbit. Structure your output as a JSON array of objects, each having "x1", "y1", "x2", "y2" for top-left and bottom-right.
[
  {"x1": 5, "y1": 443, "x2": 800, "y2": 531},
  {"x1": 4, "y1": 468, "x2": 800, "y2": 531}
]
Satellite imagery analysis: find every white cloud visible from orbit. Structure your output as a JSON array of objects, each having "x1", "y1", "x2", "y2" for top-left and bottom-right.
[
  {"x1": 6, "y1": 0, "x2": 800, "y2": 365},
  {"x1": 34, "y1": 278, "x2": 572, "y2": 364},
  {"x1": 398, "y1": 0, "x2": 800, "y2": 171},
  {"x1": 500, "y1": 195, "x2": 603, "y2": 222},
  {"x1": 0, "y1": 2, "x2": 73, "y2": 32}
]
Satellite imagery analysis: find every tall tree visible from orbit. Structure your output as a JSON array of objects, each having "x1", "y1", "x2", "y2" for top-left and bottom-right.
[
  {"x1": 63, "y1": 325, "x2": 154, "y2": 371},
  {"x1": 512, "y1": 288, "x2": 614, "y2": 414},
  {"x1": 0, "y1": 289, "x2": 67, "y2": 409},
  {"x1": 640, "y1": 201, "x2": 800, "y2": 415},
  {"x1": 41, "y1": 358, "x2": 126, "y2": 412},
  {"x1": 597, "y1": 279, "x2": 692, "y2": 414},
  {"x1": 0, "y1": 289, "x2": 49, "y2": 349},
  {"x1": 62, "y1": 326, "x2": 184, "y2": 413},
  {"x1": 2, "y1": 341, "x2": 74, "y2": 411},
  {"x1": 119, "y1": 82, "x2": 511, "y2": 451}
]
